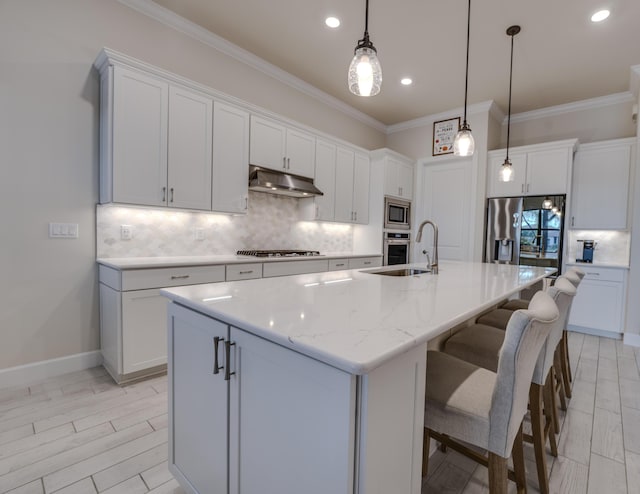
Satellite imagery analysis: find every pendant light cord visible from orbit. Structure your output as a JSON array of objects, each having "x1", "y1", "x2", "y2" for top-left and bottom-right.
[
  {"x1": 364, "y1": 0, "x2": 369, "y2": 38},
  {"x1": 506, "y1": 30, "x2": 515, "y2": 161},
  {"x1": 462, "y1": 0, "x2": 471, "y2": 124}
]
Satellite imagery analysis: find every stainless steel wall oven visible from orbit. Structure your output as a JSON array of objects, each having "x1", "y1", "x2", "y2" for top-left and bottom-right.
[{"x1": 383, "y1": 232, "x2": 411, "y2": 265}]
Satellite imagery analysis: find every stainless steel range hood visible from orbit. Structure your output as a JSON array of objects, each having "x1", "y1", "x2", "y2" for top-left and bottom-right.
[{"x1": 248, "y1": 165, "x2": 323, "y2": 198}]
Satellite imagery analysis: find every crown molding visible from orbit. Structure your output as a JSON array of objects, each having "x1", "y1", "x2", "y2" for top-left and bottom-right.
[
  {"x1": 506, "y1": 92, "x2": 635, "y2": 125},
  {"x1": 117, "y1": 0, "x2": 387, "y2": 133},
  {"x1": 386, "y1": 100, "x2": 496, "y2": 134}
]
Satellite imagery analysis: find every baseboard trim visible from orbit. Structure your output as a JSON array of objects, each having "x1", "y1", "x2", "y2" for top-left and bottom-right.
[
  {"x1": 567, "y1": 325, "x2": 622, "y2": 340},
  {"x1": 0, "y1": 351, "x2": 103, "y2": 389},
  {"x1": 623, "y1": 332, "x2": 640, "y2": 348}
]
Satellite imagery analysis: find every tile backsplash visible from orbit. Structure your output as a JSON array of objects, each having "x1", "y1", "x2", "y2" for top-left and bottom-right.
[
  {"x1": 97, "y1": 192, "x2": 353, "y2": 258},
  {"x1": 567, "y1": 230, "x2": 630, "y2": 266}
]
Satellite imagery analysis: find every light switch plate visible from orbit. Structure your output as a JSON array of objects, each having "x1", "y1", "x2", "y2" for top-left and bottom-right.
[{"x1": 49, "y1": 223, "x2": 79, "y2": 238}]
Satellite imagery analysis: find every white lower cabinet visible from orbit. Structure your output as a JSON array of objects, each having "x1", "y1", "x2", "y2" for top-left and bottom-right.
[
  {"x1": 567, "y1": 266, "x2": 627, "y2": 336},
  {"x1": 262, "y1": 259, "x2": 329, "y2": 278},
  {"x1": 169, "y1": 303, "x2": 427, "y2": 494},
  {"x1": 169, "y1": 303, "x2": 356, "y2": 494},
  {"x1": 348, "y1": 256, "x2": 382, "y2": 269}
]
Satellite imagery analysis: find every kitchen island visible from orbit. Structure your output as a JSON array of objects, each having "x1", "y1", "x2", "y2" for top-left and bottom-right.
[{"x1": 162, "y1": 261, "x2": 554, "y2": 494}]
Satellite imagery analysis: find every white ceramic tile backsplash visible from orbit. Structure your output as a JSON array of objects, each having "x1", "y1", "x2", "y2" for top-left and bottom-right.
[
  {"x1": 97, "y1": 192, "x2": 353, "y2": 258},
  {"x1": 567, "y1": 230, "x2": 630, "y2": 265}
]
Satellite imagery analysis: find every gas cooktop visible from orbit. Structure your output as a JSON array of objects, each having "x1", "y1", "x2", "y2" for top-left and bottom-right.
[{"x1": 237, "y1": 250, "x2": 321, "y2": 258}]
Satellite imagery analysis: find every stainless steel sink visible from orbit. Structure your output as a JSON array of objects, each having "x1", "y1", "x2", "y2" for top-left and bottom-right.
[{"x1": 366, "y1": 268, "x2": 431, "y2": 276}]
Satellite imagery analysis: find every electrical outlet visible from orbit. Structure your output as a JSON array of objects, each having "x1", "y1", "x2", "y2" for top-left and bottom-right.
[
  {"x1": 121, "y1": 225, "x2": 133, "y2": 240},
  {"x1": 195, "y1": 228, "x2": 205, "y2": 241}
]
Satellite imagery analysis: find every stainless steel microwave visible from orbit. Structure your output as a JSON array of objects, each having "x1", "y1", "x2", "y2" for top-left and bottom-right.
[{"x1": 384, "y1": 197, "x2": 411, "y2": 230}]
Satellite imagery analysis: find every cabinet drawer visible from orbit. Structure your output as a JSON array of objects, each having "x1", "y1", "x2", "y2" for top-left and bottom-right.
[
  {"x1": 262, "y1": 259, "x2": 329, "y2": 278},
  {"x1": 226, "y1": 263, "x2": 263, "y2": 281},
  {"x1": 122, "y1": 265, "x2": 225, "y2": 290},
  {"x1": 574, "y1": 267, "x2": 625, "y2": 283},
  {"x1": 328, "y1": 259, "x2": 349, "y2": 271},
  {"x1": 348, "y1": 257, "x2": 381, "y2": 269}
]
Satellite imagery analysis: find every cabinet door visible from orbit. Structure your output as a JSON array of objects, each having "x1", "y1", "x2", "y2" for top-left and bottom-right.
[
  {"x1": 262, "y1": 259, "x2": 329, "y2": 278},
  {"x1": 384, "y1": 160, "x2": 399, "y2": 198},
  {"x1": 286, "y1": 128, "x2": 315, "y2": 178},
  {"x1": 335, "y1": 147, "x2": 356, "y2": 223},
  {"x1": 571, "y1": 143, "x2": 631, "y2": 229},
  {"x1": 212, "y1": 102, "x2": 250, "y2": 214},
  {"x1": 167, "y1": 86, "x2": 213, "y2": 210},
  {"x1": 397, "y1": 161, "x2": 414, "y2": 200},
  {"x1": 249, "y1": 115, "x2": 286, "y2": 171},
  {"x1": 526, "y1": 148, "x2": 570, "y2": 196},
  {"x1": 228, "y1": 327, "x2": 355, "y2": 494},
  {"x1": 352, "y1": 152, "x2": 370, "y2": 224},
  {"x1": 487, "y1": 153, "x2": 527, "y2": 198},
  {"x1": 121, "y1": 289, "x2": 168, "y2": 374},
  {"x1": 169, "y1": 304, "x2": 228, "y2": 494},
  {"x1": 112, "y1": 66, "x2": 168, "y2": 206},
  {"x1": 568, "y1": 279, "x2": 623, "y2": 334},
  {"x1": 313, "y1": 139, "x2": 337, "y2": 220}
]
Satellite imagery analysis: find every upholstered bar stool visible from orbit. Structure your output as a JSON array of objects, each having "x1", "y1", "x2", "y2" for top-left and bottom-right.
[
  {"x1": 443, "y1": 279, "x2": 576, "y2": 494},
  {"x1": 423, "y1": 291, "x2": 559, "y2": 494}
]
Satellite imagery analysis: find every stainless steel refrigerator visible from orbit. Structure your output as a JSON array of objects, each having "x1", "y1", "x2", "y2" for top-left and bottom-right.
[{"x1": 484, "y1": 195, "x2": 565, "y2": 270}]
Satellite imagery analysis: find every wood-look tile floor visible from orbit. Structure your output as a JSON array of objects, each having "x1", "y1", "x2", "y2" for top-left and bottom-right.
[
  {"x1": 0, "y1": 332, "x2": 637, "y2": 493},
  {"x1": 422, "y1": 333, "x2": 640, "y2": 494}
]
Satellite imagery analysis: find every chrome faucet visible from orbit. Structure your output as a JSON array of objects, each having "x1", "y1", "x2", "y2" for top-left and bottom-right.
[{"x1": 416, "y1": 220, "x2": 439, "y2": 274}]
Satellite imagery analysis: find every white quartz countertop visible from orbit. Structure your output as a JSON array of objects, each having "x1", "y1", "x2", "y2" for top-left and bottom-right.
[
  {"x1": 161, "y1": 261, "x2": 554, "y2": 375},
  {"x1": 97, "y1": 253, "x2": 381, "y2": 270}
]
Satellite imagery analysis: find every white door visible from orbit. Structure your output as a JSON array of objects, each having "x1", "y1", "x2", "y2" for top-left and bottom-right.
[
  {"x1": 286, "y1": 128, "x2": 315, "y2": 178},
  {"x1": 121, "y1": 289, "x2": 168, "y2": 374},
  {"x1": 526, "y1": 148, "x2": 570, "y2": 196},
  {"x1": 419, "y1": 159, "x2": 473, "y2": 262},
  {"x1": 212, "y1": 102, "x2": 250, "y2": 214},
  {"x1": 169, "y1": 305, "x2": 229, "y2": 494},
  {"x1": 314, "y1": 139, "x2": 337, "y2": 220},
  {"x1": 167, "y1": 85, "x2": 213, "y2": 210},
  {"x1": 228, "y1": 327, "x2": 355, "y2": 494},
  {"x1": 353, "y1": 152, "x2": 370, "y2": 224},
  {"x1": 335, "y1": 147, "x2": 355, "y2": 223},
  {"x1": 249, "y1": 115, "x2": 286, "y2": 170},
  {"x1": 112, "y1": 66, "x2": 168, "y2": 206}
]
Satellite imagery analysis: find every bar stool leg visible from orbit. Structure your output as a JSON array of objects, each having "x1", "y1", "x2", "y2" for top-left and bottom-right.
[
  {"x1": 488, "y1": 453, "x2": 508, "y2": 494},
  {"x1": 543, "y1": 374, "x2": 559, "y2": 457},
  {"x1": 422, "y1": 428, "x2": 431, "y2": 477},
  {"x1": 512, "y1": 423, "x2": 528, "y2": 494},
  {"x1": 529, "y1": 384, "x2": 550, "y2": 494},
  {"x1": 561, "y1": 330, "x2": 573, "y2": 397}
]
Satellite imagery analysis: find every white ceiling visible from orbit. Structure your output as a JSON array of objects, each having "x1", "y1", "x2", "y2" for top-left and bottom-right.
[{"x1": 150, "y1": 0, "x2": 640, "y2": 126}]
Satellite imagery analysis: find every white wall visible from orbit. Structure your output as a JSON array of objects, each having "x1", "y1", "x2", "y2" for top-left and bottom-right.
[{"x1": 0, "y1": 0, "x2": 385, "y2": 371}]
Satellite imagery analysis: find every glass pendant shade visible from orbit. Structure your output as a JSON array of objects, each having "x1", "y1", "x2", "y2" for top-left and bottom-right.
[
  {"x1": 542, "y1": 197, "x2": 553, "y2": 209},
  {"x1": 348, "y1": 46, "x2": 382, "y2": 97},
  {"x1": 453, "y1": 125, "x2": 475, "y2": 156},
  {"x1": 499, "y1": 159, "x2": 514, "y2": 182}
]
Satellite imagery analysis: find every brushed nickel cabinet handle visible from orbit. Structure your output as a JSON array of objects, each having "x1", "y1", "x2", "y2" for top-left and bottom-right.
[
  {"x1": 170, "y1": 188, "x2": 174, "y2": 203},
  {"x1": 364, "y1": 261, "x2": 372, "y2": 265},
  {"x1": 170, "y1": 275, "x2": 190, "y2": 280},
  {"x1": 162, "y1": 187, "x2": 166, "y2": 202},
  {"x1": 239, "y1": 270, "x2": 254, "y2": 275},
  {"x1": 283, "y1": 157, "x2": 287, "y2": 169}
]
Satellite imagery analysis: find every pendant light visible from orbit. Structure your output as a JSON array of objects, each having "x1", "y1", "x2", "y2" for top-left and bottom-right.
[
  {"x1": 453, "y1": 0, "x2": 475, "y2": 157},
  {"x1": 499, "y1": 25, "x2": 521, "y2": 182},
  {"x1": 348, "y1": 0, "x2": 382, "y2": 97},
  {"x1": 542, "y1": 196, "x2": 553, "y2": 209}
]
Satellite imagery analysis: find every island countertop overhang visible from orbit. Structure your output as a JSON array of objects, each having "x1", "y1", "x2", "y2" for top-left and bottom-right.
[{"x1": 161, "y1": 261, "x2": 555, "y2": 375}]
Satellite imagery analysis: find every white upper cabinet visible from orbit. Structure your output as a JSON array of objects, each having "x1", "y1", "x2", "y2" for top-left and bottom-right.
[
  {"x1": 249, "y1": 115, "x2": 315, "y2": 178},
  {"x1": 212, "y1": 102, "x2": 250, "y2": 214},
  {"x1": 312, "y1": 139, "x2": 337, "y2": 221},
  {"x1": 110, "y1": 66, "x2": 169, "y2": 207},
  {"x1": 107, "y1": 67, "x2": 214, "y2": 210},
  {"x1": 487, "y1": 139, "x2": 577, "y2": 198},
  {"x1": 334, "y1": 147, "x2": 370, "y2": 224},
  {"x1": 167, "y1": 85, "x2": 213, "y2": 210},
  {"x1": 384, "y1": 156, "x2": 414, "y2": 200},
  {"x1": 570, "y1": 138, "x2": 634, "y2": 230}
]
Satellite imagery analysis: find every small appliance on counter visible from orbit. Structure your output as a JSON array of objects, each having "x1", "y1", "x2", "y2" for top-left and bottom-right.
[{"x1": 576, "y1": 239, "x2": 596, "y2": 263}]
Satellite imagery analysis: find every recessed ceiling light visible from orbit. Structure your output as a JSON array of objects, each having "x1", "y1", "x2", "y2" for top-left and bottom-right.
[
  {"x1": 401, "y1": 77, "x2": 413, "y2": 86},
  {"x1": 591, "y1": 9, "x2": 610, "y2": 22},
  {"x1": 325, "y1": 17, "x2": 340, "y2": 28}
]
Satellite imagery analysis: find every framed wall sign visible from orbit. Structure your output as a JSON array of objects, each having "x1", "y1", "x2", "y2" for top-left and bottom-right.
[{"x1": 433, "y1": 117, "x2": 460, "y2": 156}]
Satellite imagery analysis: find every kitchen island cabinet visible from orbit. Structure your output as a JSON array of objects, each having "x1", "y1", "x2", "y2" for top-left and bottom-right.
[{"x1": 162, "y1": 261, "x2": 553, "y2": 494}]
